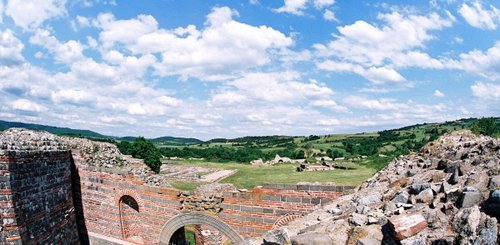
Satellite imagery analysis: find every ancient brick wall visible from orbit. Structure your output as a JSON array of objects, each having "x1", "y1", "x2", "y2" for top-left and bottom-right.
[
  {"x1": 0, "y1": 150, "x2": 79, "y2": 244},
  {"x1": 74, "y1": 147, "x2": 354, "y2": 244},
  {"x1": 218, "y1": 183, "x2": 355, "y2": 237}
]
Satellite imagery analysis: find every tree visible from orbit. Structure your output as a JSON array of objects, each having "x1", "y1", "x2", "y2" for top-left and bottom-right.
[
  {"x1": 117, "y1": 137, "x2": 162, "y2": 173},
  {"x1": 471, "y1": 118, "x2": 498, "y2": 136},
  {"x1": 305, "y1": 143, "x2": 313, "y2": 158}
]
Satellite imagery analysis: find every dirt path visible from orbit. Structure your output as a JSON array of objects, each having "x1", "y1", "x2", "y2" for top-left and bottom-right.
[{"x1": 200, "y1": 169, "x2": 237, "y2": 182}]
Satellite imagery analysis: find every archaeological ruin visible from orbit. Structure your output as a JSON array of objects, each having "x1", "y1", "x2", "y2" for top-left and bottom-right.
[{"x1": 0, "y1": 128, "x2": 354, "y2": 245}]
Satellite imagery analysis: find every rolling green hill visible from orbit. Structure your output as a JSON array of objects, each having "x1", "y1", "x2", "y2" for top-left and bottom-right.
[{"x1": 0, "y1": 120, "x2": 111, "y2": 139}]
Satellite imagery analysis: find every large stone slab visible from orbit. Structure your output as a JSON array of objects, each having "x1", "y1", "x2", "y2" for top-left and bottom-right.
[{"x1": 388, "y1": 213, "x2": 427, "y2": 240}]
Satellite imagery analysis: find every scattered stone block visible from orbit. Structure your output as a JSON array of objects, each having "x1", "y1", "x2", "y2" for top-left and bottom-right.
[
  {"x1": 350, "y1": 213, "x2": 367, "y2": 226},
  {"x1": 410, "y1": 183, "x2": 431, "y2": 194},
  {"x1": 263, "y1": 228, "x2": 290, "y2": 245},
  {"x1": 391, "y1": 192, "x2": 409, "y2": 204},
  {"x1": 388, "y1": 213, "x2": 427, "y2": 240},
  {"x1": 457, "y1": 190, "x2": 482, "y2": 208},
  {"x1": 355, "y1": 238, "x2": 380, "y2": 245},
  {"x1": 488, "y1": 176, "x2": 500, "y2": 189},
  {"x1": 416, "y1": 188, "x2": 434, "y2": 204},
  {"x1": 356, "y1": 193, "x2": 382, "y2": 206},
  {"x1": 290, "y1": 233, "x2": 333, "y2": 245}
]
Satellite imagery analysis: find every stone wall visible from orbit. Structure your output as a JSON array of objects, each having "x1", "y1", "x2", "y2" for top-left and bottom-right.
[
  {"x1": 0, "y1": 129, "x2": 353, "y2": 245},
  {"x1": 0, "y1": 150, "x2": 79, "y2": 244},
  {"x1": 74, "y1": 153, "x2": 353, "y2": 243},
  {"x1": 219, "y1": 183, "x2": 354, "y2": 237}
]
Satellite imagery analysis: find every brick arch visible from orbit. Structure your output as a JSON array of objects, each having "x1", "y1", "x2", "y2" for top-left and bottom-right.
[
  {"x1": 158, "y1": 213, "x2": 247, "y2": 245},
  {"x1": 113, "y1": 190, "x2": 144, "y2": 210},
  {"x1": 272, "y1": 213, "x2": 304, "y2": 229}
]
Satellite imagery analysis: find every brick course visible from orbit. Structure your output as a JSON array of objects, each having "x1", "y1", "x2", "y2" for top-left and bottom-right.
[{"x1": 0, "y1": 138, "x2": 353, "y2": 244}]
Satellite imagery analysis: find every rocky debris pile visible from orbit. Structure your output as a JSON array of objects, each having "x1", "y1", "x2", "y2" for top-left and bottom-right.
[
  {"x1": 62, "y1": 136, "x2": 131, "y2": 168},
  {"x1": 194, "y1": 183, "x2": 236, "y2": 198},
  {"x1": 0, "y1": 128, "x2": 172, "y2": 188},
  {"x1": 0, "y1": 128, "x2": 67, "y2": 151},
  {"x1": 261, "y1": 130, "x2": 499, "y2": 245},
  {"x1": 178, "y1": 191, "x2": 223, "y2": 214}
]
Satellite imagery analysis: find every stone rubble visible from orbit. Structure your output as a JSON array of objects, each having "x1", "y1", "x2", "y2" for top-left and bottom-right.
[
  {"x1": 261, "y1": 130, "x2": 500, "y2": 244},
  {"x1": 0, "y1": 128, "x2": 172, "y2": 188}
]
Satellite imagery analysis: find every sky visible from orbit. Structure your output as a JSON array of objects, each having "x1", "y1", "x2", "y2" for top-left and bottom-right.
[{"x1": 0, "y1": 0, "x2": 499, "y2": 139}]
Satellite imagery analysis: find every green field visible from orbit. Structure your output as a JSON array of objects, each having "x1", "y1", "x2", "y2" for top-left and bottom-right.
[{"x1": 165, "y1": 159, "x2": 377, "y2": 189}]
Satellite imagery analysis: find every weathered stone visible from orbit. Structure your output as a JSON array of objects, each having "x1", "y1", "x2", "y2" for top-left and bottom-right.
[
  {"x1": 448, "y1": 168, "x2": 459, "y2": 185},
  {"x1": 391, "y1": 192, "x2": 409, "y2": 204},
  {"x1": 410, "y1": 183, "x2": 431, "y2": 194},
  {"x1": 356, "y1": 193, "x2": 382, "y2": 206},
  {"x1": 431, "y1": 239, "x2": 451, "y2": 245},
  {"x1": 263, "y1": 228, "x2": 290, "y2": 245},
  {"x1": 452, "y1": 206, "x2": 481, "y2": 238},
  {"x1": 485, "y1": 189, "x2": 500, "y2": 219},
  {"x1": 290, "y1": 233, "x2": 332, "y2": 245},
  {"x1": 416, "y1": 188, "x2": 434, "y2": 204},
  {"x1": 355, "y1": 238, "x2": 380, "y2": 245},
  {"x1": 457, "y1": 191, "x2": 482, "y2": 208},
  {"x1": 488, "y1": 176, "x2": 500, "y2": 189},
  {"x1": 388, "y1": 213, "x2": 427, "y2": 240},
  {"x1": 473, "y1": 215, "x2": 497, "y2": 245},
  {"x1": 350, "y1": 213, "x2": 367, "y2": 226}
]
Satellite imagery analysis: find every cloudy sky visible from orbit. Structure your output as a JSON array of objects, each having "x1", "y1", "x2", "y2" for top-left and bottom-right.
[{"x1": 0, "y1": 0, "x2": 499, "y2": 139}]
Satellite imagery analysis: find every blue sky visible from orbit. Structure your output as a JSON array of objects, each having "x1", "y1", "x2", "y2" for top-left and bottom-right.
[{"x1": 0, "y1": 0, "x2": 499, "y2": 139}]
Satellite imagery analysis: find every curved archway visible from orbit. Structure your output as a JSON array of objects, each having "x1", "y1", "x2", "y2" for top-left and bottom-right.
[
  {"x1": 119, "y1": 195, "x2": 142, "y2": 242},
  {"x1": 158, "y1": 213, "x2": 247, "y2": 245}
]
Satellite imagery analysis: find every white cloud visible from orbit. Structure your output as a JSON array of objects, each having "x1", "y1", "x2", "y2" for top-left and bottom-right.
[
  {"x1": 315, "y1": 12, "x2": 453, "y2": 66},
  {"x1": 313, "y1": 0, "x2": 335, "y2": 9},
  {"x1": 30, "y1": 29, "x2": 85, "y2": 64},
  {"x1": 323, "y1": 9, "x2": 338, "y2": 22},
  {"x1": 93, "y1": 7, "x2": 292, "y2": 81},
  {"x1": 471, "y1": 82, "x2": 500, "y2": 99},
  {"x1": 316, "y1": 60, "x2": 406, "y2": 85},
  {"x1": 344, "y1": 96, "x2": 407, "y2": 111},
  {"x1": 459, "y1": 2, "x2": 500, "y2": 30},
  {"x1": 275, "y1": 0, "x2": 308, "y2": 15},
  {"x1": 11, "y1": 99, "x2": 47, "y2": 112},
  {"x1": 211, "y1": 72, "x2": 334, "y2": 105},
  {"x1": 5, "y1": 0, "x2": 67, "y2": 30},
  {"x1": 0, "y1": 1, "x2": 4, "y2": 23},
  {"x1": 0, "y1": 29, "x2": 24, "y2": 66},
  {"x1": 314, "y1": 11, "x2": 453, "y2": 86},
  {"x1": 434, "y1": 90, "x2": 445, "y2": 97},
  {"x1": 317, "y1": 118, "x2": 340, "y2": 126},
  {"x1": 275, "y1": 0, "x2": 335, "y2": 15},
  {"x1": 453, "y1": 41, "x2": 500, "y2": 80},
  {"x1": 309, "y1": 99, "x2": 347, "y2": 111}
]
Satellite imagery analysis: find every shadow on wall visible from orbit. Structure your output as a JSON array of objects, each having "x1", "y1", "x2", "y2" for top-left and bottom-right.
[{"x1": 71, "y1": 159, "x2": 89, "y2": 244}]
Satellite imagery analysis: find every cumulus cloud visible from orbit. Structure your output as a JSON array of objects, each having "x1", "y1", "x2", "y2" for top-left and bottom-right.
[
  {"x1": 30, "y1": 29, "x2": 85, "y2": 64},
  {"x1": 453, "y1": 41, "x2": 500, "y2": 80},
  {"x1": 323, "y1": 9, "x2": 338, "y2": 22},
  {"x1": 459, "y1": 2, "x2": 500, "y2": 30},
  {"x1": 0, "y1": 29, "x2": 24, "y2": 66},
  {"x1": 471, "y1": 82, "x2": 500, "y2": 99},
  {"x1": 5, "y1": 0, "x2": 67, "y2": 30},
  {"x1": 314, "y1": 11, "x2": 453, "y2": 85},
  {"x1": 11, "y1": 99, "x2": 47, "y2": 112},
  {"x1": 210, "y1": 72, "x2": 334, "y2": 105},
  {"x1": 92, "y1": 7, "x2": 292, "y2": 81},
  {"x1": 275, "y1": 0, "x2": 308, "y2": 15},
  {"x1": 316, "y1": 61, "x2": 406, "y2": 85},
  {"x1": 275, "y1": 0, "x2": 335, "y2": 16}
]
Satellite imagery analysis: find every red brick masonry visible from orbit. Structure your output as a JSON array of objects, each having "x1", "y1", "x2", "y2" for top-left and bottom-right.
[{"x1": 1, "y1": 149, "x2": 354, "y2": 244}]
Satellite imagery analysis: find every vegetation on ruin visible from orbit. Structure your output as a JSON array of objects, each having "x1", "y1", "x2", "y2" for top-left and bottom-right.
[{"x1": 117, "y1": 137, "x2": 162, "y2": 173}]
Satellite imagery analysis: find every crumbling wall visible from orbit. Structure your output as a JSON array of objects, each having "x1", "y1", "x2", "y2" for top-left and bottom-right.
[{"x1": 0, "y1": 129, "x2": 79, "y2": 244}]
